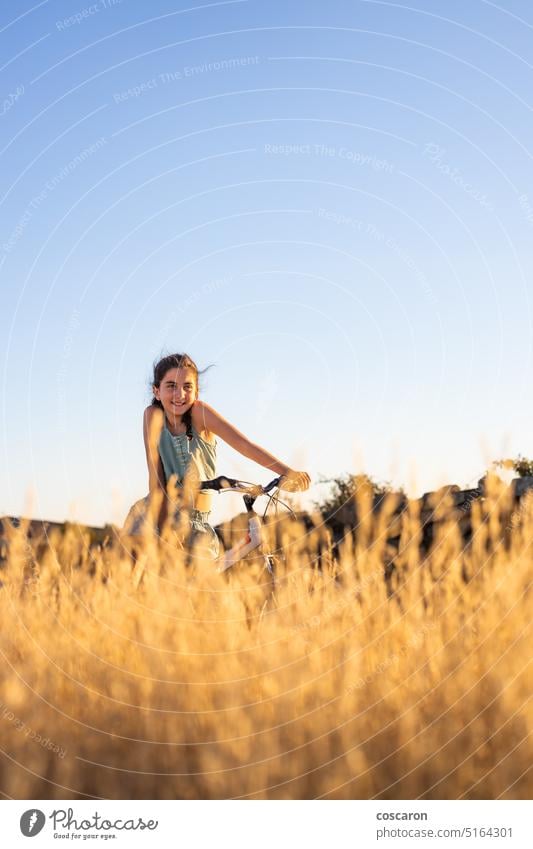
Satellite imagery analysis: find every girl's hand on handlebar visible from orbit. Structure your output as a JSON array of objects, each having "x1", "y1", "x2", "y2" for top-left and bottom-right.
[{"x1": 279, "y1": 469, "x2": 311, "y2": 492}]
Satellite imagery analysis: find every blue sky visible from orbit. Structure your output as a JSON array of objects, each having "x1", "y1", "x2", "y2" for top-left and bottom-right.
[{"x1": 1, "y1": 0, "x2": 532, "y2": 526}]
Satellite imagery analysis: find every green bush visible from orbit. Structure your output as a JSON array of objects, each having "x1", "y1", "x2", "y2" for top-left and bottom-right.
[
  {"x1": 493, "y1": 455, "x2": 533, "y2": 478},
  {"x1": 314, "y1": 472, "x2": 398, "y2": 520}
]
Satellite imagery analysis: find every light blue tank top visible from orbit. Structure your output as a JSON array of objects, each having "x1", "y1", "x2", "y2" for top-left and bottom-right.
[{"x1": 158, "y1": 421, "x2": 217, "y2": 487}]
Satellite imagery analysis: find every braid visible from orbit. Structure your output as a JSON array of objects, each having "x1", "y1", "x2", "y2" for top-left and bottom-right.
[{"x1": 183, "y1": 405, "x2": 194, "y2": 442}]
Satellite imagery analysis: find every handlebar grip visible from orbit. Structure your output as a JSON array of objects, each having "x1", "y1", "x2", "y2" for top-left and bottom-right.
[
  {"x1": 263, "y1": 477, "x2": 282, "y2": 493},
  {"x1": 199, "y1": 476, "x2": 239, "y2": 492}
]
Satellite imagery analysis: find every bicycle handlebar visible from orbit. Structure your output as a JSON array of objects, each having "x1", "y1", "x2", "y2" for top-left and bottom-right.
[{"x1": 199, "y1": 475, "x2": 281, "y2": 495}]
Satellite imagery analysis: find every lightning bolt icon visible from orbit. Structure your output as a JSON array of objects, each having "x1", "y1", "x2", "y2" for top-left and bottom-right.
[{"x1": 28, "y1": 811, "x2": 38, "y2": 833}]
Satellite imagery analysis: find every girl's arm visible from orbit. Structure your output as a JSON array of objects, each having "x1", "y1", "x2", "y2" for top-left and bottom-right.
[
  {"x1": 194, "y1": 401, "x2": 311, "y2": 491},
  {"x1": 143, "y1": 406, "x2": 168, "y2": 529}
]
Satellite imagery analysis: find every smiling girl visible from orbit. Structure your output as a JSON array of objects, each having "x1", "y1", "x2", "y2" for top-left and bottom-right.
[{"x1": 124, "y1": 352, "x2": 310, "y2": 557}]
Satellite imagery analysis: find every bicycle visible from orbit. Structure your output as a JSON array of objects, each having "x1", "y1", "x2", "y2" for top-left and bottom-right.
[
  {"x1": 198, "y1": 475, "x2": 295, "y2": 580},
  {"x1": 125, "y1": 475, "x2": 296, "y2": 591}
]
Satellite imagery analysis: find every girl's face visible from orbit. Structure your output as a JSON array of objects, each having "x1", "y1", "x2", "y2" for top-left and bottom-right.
[{"x1": 154, "y1": 367, "x2": 198, "y2": 417}]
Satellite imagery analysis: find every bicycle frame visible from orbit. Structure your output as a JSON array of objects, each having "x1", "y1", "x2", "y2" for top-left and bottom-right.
[{"x1": 199, "y1": 476, "x2": 282, "y2": 574}]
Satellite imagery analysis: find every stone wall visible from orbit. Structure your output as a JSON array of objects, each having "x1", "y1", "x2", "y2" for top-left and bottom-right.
[{"x1": 321, "y1": 476, "x2": 533, "y2": 557}]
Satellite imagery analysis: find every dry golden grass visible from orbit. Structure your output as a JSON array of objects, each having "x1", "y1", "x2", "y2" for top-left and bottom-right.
[{"x1": 0, "y1": 472, "x2": 531, "y2": 799}]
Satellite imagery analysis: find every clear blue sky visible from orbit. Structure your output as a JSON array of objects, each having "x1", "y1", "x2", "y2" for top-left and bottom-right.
[{"x1": 1, "y1": 0, "x2": 532, "y2": 527}]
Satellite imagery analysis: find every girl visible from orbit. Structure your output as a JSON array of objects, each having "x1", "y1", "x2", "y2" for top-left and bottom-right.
[{"x1": 124, "y1": 352, "x2": 311, "y2": 558}]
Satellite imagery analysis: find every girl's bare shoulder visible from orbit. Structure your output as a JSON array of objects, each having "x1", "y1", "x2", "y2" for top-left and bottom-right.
[
  {"x1": 191, "y1": 400, "x2": 216, "y2": 444},
  {"x1": 143, "y1": 404, "x2": 165, "y2": 431}
]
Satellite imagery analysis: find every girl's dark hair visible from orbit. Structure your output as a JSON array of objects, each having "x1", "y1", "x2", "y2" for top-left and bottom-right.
[{"x1": 151, "y1": 352, "x2": 209, "y2": 440}]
